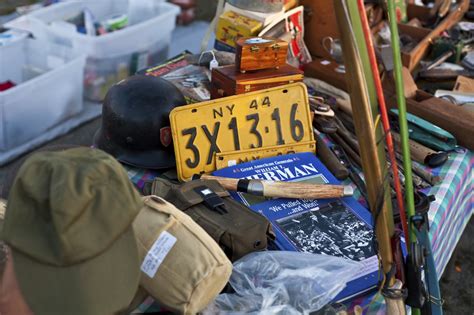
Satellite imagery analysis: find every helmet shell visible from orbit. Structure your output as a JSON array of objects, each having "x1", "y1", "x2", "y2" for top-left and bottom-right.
[{"x1": 94, "y1": 75, "x2": 186, "y2": 169}]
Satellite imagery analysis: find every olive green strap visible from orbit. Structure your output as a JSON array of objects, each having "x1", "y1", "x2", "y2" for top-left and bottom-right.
[{"x1": 0, "y1": 242, "x2": 7, "y2": 284}]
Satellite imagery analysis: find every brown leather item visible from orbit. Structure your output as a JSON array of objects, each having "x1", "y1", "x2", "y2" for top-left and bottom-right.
[
  {"x1": 235, "y1": 37, "x2": 288, "y2": 72},
  {"x1": 210, "y1": 64, "x2": 303, "y2": 99}
]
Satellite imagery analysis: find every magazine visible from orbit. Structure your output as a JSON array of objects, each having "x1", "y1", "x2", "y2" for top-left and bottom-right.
[
  {"x1": 137, "y1": 51, "x2": 211, "y2": 104},
  {"x1": 212, "y1": 152, "x2": 380, "y2": 301}
]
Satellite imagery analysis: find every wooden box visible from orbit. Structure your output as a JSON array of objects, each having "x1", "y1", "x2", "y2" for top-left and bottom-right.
[
  {"x1": 235, "y1": 37, "x2": 288, "y2": 72},
  {"x1": 398, "y1": 0, "x2": 468, "y2": 71},
  {"x1": 211, "y1": 64, "x2": 304, "y2": 99}
]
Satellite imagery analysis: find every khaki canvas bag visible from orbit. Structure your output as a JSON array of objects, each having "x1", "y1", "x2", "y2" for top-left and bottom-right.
[{"x1": 133, "y1": 196, "x2": 232, "y2": 315}]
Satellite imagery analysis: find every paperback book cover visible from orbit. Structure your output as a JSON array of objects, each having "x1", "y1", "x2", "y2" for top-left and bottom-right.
[{"x1": 212, "y1": 152, "x2": 380, "y2": 301}]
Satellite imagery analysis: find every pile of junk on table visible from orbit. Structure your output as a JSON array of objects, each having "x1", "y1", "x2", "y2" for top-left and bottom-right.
[{"x1": 0, "y1": 0, "x2": 473, "y2": 314}]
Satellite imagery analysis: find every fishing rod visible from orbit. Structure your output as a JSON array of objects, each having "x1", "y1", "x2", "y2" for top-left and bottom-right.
[
  {"x1": 355, "y1": 0, "x2": 409, "y2": 245},
  {"x1": 386, "y1": 0, "x2": 443, "y2": 314}
]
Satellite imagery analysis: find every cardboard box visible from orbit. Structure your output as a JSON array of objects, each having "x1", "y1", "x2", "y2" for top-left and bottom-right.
[{"x1": 215, "y1": 11, "x2": 262, "y2": 48}]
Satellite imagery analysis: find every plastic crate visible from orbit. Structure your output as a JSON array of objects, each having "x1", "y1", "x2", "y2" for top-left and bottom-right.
[
  {"x1": 7, "y1": 0, "x2": 179, "y2": 101},
  {"x1": 0, "y1": 37, "x2": 85, "y2": 151}
]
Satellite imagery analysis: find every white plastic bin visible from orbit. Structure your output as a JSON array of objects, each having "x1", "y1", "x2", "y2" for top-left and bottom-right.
[
  {"x1": 0, "y1": 30, "x2": 28, "y2": 85},
  {"x1": 7, "y1": 0, "x2": 179, "y2": 101},
  {"x1": 0, "y1": 37, "x2": 86, "y2": 151}
]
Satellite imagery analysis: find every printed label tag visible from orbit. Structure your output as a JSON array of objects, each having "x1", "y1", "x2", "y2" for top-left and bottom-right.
[
  {"x1": 194, "y1": 86, "x2": 211, "y2": 100},
  {"x1": 141, "y1": 231, "x2": 177, "y2": 278}
]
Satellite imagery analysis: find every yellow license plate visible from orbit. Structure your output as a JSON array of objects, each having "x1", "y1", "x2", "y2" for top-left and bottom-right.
[
  {"x1": 170, "y1": 83, "x2": 314, "y2": 181},
  {"x1": 215, "y1": 140, "x2": 315, "y2": 169}
]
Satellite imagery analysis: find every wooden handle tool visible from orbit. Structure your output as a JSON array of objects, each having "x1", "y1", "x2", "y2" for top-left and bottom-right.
[{"x1": 199, "y1": 174, "x2": 353, "y2": 199}]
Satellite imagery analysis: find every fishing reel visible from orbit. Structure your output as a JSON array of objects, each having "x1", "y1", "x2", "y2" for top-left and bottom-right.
[
  {"x1": 410, "y1": 242, "x2": 426, "y2": 269},
  {"x1": 405, "y1": 190, "x2": 436, "y2": 309},
  {"x1": 410, "y1": 190, "x2": 435, "y2": 268}
]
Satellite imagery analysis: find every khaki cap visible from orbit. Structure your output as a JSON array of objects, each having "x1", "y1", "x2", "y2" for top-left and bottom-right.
[{"x1": 1, "y1": 147, "x2": 143, "y2": 315}]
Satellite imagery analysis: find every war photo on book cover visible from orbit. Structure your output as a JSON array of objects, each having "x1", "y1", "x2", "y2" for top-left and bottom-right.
[{"x1": 276, "y1": 200, "x2": 374, "y2": 261}]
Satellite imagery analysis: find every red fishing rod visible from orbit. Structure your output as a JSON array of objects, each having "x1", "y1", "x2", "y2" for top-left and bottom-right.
[{"x1": 355, "y1": 0, "x2": 410, "y2": 244}]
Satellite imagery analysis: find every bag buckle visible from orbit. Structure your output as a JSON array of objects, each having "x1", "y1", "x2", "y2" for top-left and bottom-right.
[{"x1": 194, "y1": 186, "x2": 228, "y2": 215}]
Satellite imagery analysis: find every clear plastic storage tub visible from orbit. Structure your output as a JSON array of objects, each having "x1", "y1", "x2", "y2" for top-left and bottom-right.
[
  {"x1": 0, "y1": 36, "x2": 85, "y2": 151},
  {"x1": 7, "y1": 0, "x2": 179, "y2": 101}
]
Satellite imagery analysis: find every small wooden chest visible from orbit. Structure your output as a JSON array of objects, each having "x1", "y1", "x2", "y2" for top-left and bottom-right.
[
  {"x1": 211, "y1": 64, "x2": 303, "y2": 99},
  {"x1": 235, "y1": 37, "x2": 288, "y2": 72}
]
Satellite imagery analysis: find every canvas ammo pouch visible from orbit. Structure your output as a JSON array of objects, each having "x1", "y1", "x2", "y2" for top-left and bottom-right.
[
  {"x1": 134, "y1": 196, "x2": 232, "y2": 315},
  {"x1": 151, "y1": 178, "x2": 275, "y2": 261}
]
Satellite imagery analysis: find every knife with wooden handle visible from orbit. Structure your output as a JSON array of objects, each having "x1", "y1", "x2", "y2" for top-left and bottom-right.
[{"x1": 197, "y1": 174, "x2": 353, "y2": 199}]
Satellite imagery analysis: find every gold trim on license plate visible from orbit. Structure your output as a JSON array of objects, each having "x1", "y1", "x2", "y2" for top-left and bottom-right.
[{"x1": 170, "y1": 83, "x2": 314, "y2": 181}]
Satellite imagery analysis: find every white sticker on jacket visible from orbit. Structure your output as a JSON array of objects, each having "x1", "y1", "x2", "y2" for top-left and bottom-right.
[{"x1": 141, "y1": 231, "x2": 177, "y2": 278}]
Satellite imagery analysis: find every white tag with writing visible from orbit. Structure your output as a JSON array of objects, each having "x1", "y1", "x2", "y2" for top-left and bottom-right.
[{"x1": 141, "y1": 231, "x2": 177, "y2": 278}]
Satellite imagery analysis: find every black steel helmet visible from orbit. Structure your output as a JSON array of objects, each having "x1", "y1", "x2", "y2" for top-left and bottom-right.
[{"x1": 93, "y1": 75, "x2": 186, "y2": 169}]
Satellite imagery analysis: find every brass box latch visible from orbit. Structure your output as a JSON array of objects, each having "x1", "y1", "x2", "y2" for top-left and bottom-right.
[{"x1": 250, "y1": 46, "x2": 260, "y2": 53}]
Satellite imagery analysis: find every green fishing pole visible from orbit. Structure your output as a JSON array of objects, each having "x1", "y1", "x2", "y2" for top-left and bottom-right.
[
  {"x1": 386, "y1": 0, "x2": 415, "y2": 244},
  {"x1": 386, "y1": 1, "x2": 443, "y2": 314},
  {"x1": 385, "y1": 2, "x2": 420, "y2": 314}
]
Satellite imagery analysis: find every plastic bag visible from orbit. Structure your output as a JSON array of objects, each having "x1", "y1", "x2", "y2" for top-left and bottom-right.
[{"x1": 203, "y1": 251, "x2": 362, "y2": 315}]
